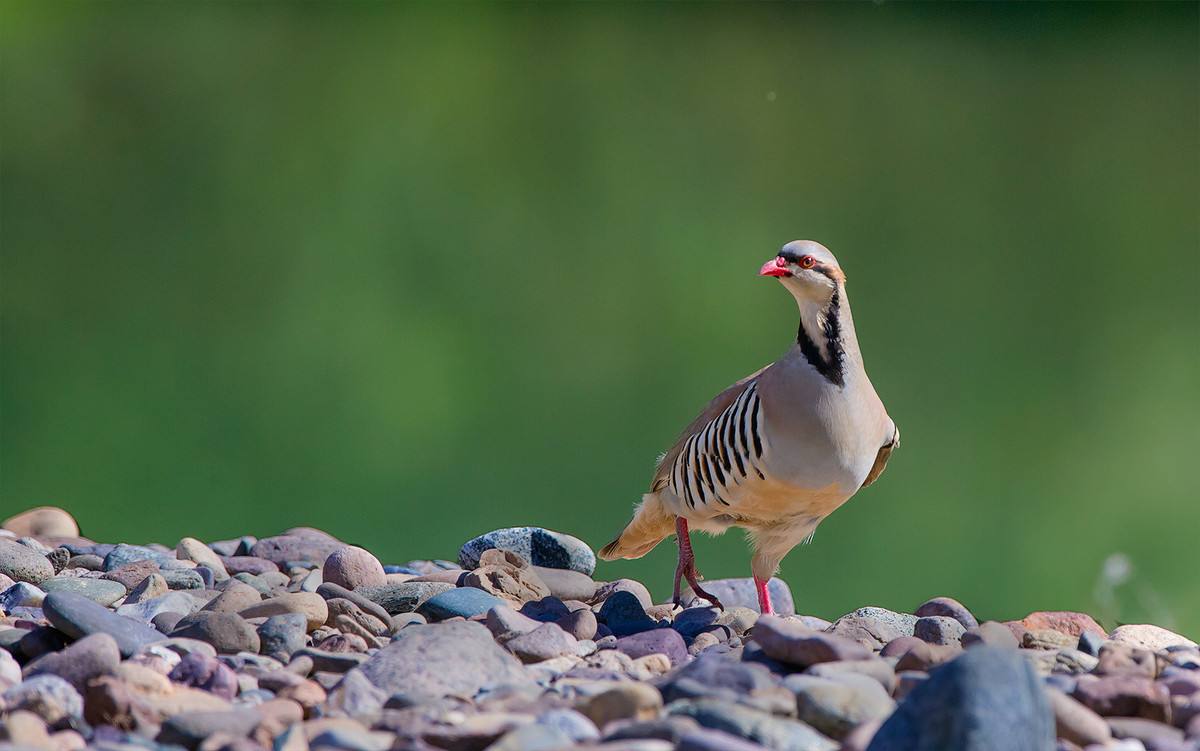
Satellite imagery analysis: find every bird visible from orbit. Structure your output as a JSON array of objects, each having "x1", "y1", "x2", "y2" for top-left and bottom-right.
[{"x1": 598, "y1": 240, "x2": 898, "y2": 615}]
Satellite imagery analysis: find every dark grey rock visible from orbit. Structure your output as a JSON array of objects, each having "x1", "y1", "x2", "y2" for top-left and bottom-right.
[
  {"x1": 161, "y1": 569, "x2": 205, "y2": 590},
  {"x1": 209, "y1": 536, "x2": 256, "y2": 558},
  {"x1": 329, "y1": 620, "x2": 531, "y2": 711},
  {"x1": 520, "y1": 595, "x2": 572, "y2": 622},
  {"x1": 660, "y1": 653, "x2": 780, "y2": 704},
  {"x1": 667, "y1": 697, "x2": 837, "y2": 751},
  {"x1": 157, "y1": 708, "x2": 262, "y2": 749},
  {"x1": 616, "y1": 628, "x2": 688, "y2": 666},
  {"x1": 696, "y1": 577, "x2": 795, "y2": 615},
  {"x1": 1077, "y1": 630, "x2": 1104, "y2": 657},
  {"x1": 416, "y1": 586, "x2": 506, "y2": 620},
  {"x1": 0, "y1": 539, "x2": 55, "y2": 584},
  {"x1": 293, "y1": 647, "x2": 368, "y2": 673},
  {"x1": 599, "y1": 591, "x2": 658, "y2": 637},
  {"x1": 153, "y1": 610, "x2": 185, "y2": 634},
  {"x1": 42, "y1": 591, "x2": 165, "y2": 658},
  {"x1": 172, "y1": 611, "x2": 261, "y2": 654},
  {"x1": 914, "y1": 616, "x2": 966, "y2": 646},
  {"x1": 258, "y1": 613, "x2": 308, "y2": 661},
  {"x1": 458, "y1": 527, "x2": 595, "y2": 575},
  {"x1": 593, "y1": 579, "x2": 654, "y2": 609},
  {"x1": 867, "y1": 646, "x2": 1054, "y2": 751},
  {"x1": 357, "y1": 581, "x2": 454, "y2": 614}
]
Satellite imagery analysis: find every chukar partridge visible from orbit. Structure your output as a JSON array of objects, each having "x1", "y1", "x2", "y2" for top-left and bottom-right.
[{"x1": 599, "y1": 240, "x2": 898, "y2": 615}]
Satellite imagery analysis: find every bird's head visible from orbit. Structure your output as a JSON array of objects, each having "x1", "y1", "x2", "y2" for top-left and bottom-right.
[{"x1": 759, "y1": 240, "x2": 845, "y2": 301}]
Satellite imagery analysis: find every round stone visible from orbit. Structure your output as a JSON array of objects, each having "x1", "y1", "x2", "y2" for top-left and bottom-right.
[
  {"x1": 2, "y1": 507, "x2": 79, "y2": 539},
  {"x1": 0, "y1": 539, "x2": 55, "y2": 584},
  {"x1": 323, "y1": 546, "x2": 387, "y2": 591},
  {"x1": 458, "y1": 527, "x2": 595, "y2": 575}
]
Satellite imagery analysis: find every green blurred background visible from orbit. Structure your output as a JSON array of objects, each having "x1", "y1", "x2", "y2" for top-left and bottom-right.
[{"x1": 2, "y1": 2, "x2": 1197, "y2": 634}]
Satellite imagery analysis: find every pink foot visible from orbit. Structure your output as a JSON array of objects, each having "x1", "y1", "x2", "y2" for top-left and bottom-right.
[
  {"x1": 754, "y1": 575, "x2": 775, "y2": 616},
  {"x1": 673, "y1": 517, "x2": 723, "y2": 610}
]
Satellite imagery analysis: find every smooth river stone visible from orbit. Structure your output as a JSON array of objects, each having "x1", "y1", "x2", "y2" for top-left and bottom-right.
[{"x1": 42, "y1": 591, "x2": 165, "y2": 658}]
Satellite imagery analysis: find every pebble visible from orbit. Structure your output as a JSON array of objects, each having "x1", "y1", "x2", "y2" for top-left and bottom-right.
[
  {"x1": 1046, "y1": 687, "x2": 1113, "y2": 747},
  {"x1": 257, "y1": 613, "x2": 309, "y2": 661},
  {"x1": 584, "y1": 683, "x2": 664, "y2": 728},
  {"x1": 42, "y1": 591, "x2": 164, "y2": 657},
  {"x1": 221, "y1": 556, "x2": 279, "y2": 576},
  {"x1": 594, "y1": 578, "x2": 655, "y2": 609},
  {"x1": 239, "y1": 591, "x2": 329, "y2": 631},
  {"x1": 785, "y1": 673, "x2": 896, "y2": 739},
  {"x1": 913, "y1": 596, "x2": 979, "y2": 629},
  {"x1": 616, "y1": 628, "x2": 689, "y2": 666},
  {"x1": 39, "y1": 575, "x2": 127, "y2": 606},
  {"x1": 1072, "y1": 675, "x2": 1170, "y2": 722},
  {"x1": 357, "y1": 581, "x2": 455, "y2": 614},
  {"x1": 2, "y1": 506, "x2": 79, "y2": 538},
  {"x1": 0, "y1": 538, "x2": 55, "y2": 584},
  {"x1": 172, "y1": 611, "x2": 261, "y2": 654},
  {"x1": 1022, "y1": 611, "x2": 1108, "y2": 640},
  {"x1": 1108, "y1": 624, "x2": 1198, "y2": 652},
  {"x1": 323, "y1": 545, "x2": 387, "y2": 590},
  {"x1": 102, "y1": 543, "x2": 172, "y2": 571},
  {"x1": 416, "y1": 586, "x2": 507, "y2": 620},
  {"x1": 1, "y1": 674, "x2": 83, "y2": 724},
  {"x1": 251, "y1": 530, "x2": 344, "y2": 567},
  {"x1": 101, "y1": 559, "x2": 160, "y2": 590},
  {"x1": 870, "y1": 646, "x2": 1055, "y2": 750},
  {"x1": 827, "y1": 606, "x2": 918, "y2": 651},
  {"x1": 124, "y1": 572, "x2": 168, "y2": 603},
  {"x1": 23, "y1": 632, "x2": 120, "y2": 691},
  {"x1": 458, "y1": 526, "x2": 596, "y2": 575},
  {"x1": 667, "y1": 697, "x2": 838, "y2": 751},
  {"x1": 0, "y1": 581, "x2": 46, "y2": 609},
  {"x1": 752, "y1": 615, "x2": 870, "y2": 667},
  {"x1": 698, "y1": 577, "x2": 795, "y2": 615},
  {"x1": 176, "y1": 537, "x2": 230, "y2": 581},
  {"x1": 533, "y1": 565, "x2": 596, "y2": 601},
  {"x1": 962, "y1": 620, "x2": 1020, "y2": 649},
  {"x1": 914, "y1": 615, "x2": 966, "y2": 646},
  {"x1": 599, "y1": 590, "x2": 659, "y2": 636},
  {"x1": 161, "y1": 567, "x2": 205, "y2": 591},
  {"x1": 558, "y1": 607, "x2": 599, "y2": 640},
  {"x1": 505, "y1": 622, "x2": 580, "y2": 663}
]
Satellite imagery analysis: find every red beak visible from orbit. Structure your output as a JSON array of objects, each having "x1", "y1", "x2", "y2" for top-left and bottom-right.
[{"x1": 759, "y1": 256, "x2": 790, "y2": 278}]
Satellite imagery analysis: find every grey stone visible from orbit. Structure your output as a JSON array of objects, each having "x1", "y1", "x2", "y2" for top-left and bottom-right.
[
  {"x1": 0, "y1": 581, "x2": 46, "y2": 609},
  {"x1": 678, "y1": 728, "x2": 773, "y2": 751},
  {"x1": 357, "y1": 581, "x2": 454, "y2": 615},
  {"x1": 258, "y1": 613, "x2": 308, "y2": 661},
  {"x1": 914, "y1": 616, "x2": 966, "y2": 646},
  {"x1": 251, "y1": 531, "x2": 343, "y2": 568},
  {"x1": 535, "y1": 708, "x2": 601, "y2": 742},
  {"x1": 667, "y1": 697, "x2": 838, "y2": 751},
  {"x1": 316, "y1": 582, "x2": 392, "y2": 625},
  {"x1": 785, "y1": 673, "x2": 896, "y2": 740},
  {"x1": 43, "y1": 591, "x2": 165, "y2": 657},
  {"x1": 39, "y1": 576, "x2": 127, "y2": 606},
  {"x1": 0, "y1": 539, "x2": 54, "y2": 584},
  {"x1": 157, "y1": 708, "x2": 262, "y2": 749},
  {"x1": 223, "y1": 556, "x2": 280, "y2": 576},
  {"x1": 172, "y1": 611, "x2": 261, "y2": 654},
  {"x1": 697, "y1": 577, "x2": 795, "y2": 615},
  {"x1": 867, "y1": 646, "x2": 1054, "y2": 751},
  {"x1": 486, "y1": 724, "x2": 574, "y2": 751},
  {"x1": 1, "y1": 674, "x2": 83, "y2": 724},
  {"x1": 416, "y1": 586, "x2": 506, "y2": 620},
  {"x1": 616, "y1": 628, "x2": 688, "y2": 666},
  {"x1": 102, "y1": 543, "x2": 173, "y2": 571},
  {"x1": 458, "y1": 526, "x2": 595, "y2": 575},
  {"x1": 161, "y1": 568, "x2": 205, "y2": 590},
  {"x1": 329, "y1": 620, "x2": 531, "y2": 710},
  {"x1": 116, "y1": 591, "x2": 201, "y2": 622},
  {"x1": 807, "y1": 657, "x2": 897, "y2": 694},
  {"x1": 505, "y1": 622, "x2": 579, "y2": 663},
  {"x1": 828, "y1": 607, "x2": 918, "y2": 651},
  {"x1": 660, "y1": 653, "x2": 780, "y2": 704}
]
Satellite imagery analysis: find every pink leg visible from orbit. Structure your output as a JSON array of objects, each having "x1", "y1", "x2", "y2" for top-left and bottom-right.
[
  {"x1": 754, "y1": 575, "x2": 775, "y2": 616},
  {"x1": 673, "y1": 517, "x2": 723, "y2": 610}
]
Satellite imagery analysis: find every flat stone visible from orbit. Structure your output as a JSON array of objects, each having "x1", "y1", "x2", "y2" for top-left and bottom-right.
[
  {"x1": 118, "y1": 591, "x2": 202, "y2": 623},
  {"x1": 505, "y1": 622, "x2": 579, "y2": 663},
  {"x1": 914, "y1": 616, "x2": 965, "y2": 646},
  {"x1": 785, "y1": 673, "x2": 896, "y2": 740},
  {"x1": 176, "y1": 538, "x2": 230, "y2": 582},
  {"x1": 695, "y1": 577, "x2": 795, "y2": 615},
  {"x1": 43, "y1": 591, "x2": 165, "y2": 657},
  {"x1": 1046, "y1": 687, "x2": 1112, "y2": 747},
  {"x1": 172, "y1": 611, "x2": 261, "y2": 654},
  {"x1": 202, "y1": 581, "x2": 263, "y2": 614},
  {"x1": 893, "y1": 640, "x2": 961, "y2": 672},
  {"x1": 583, "y1": 683, "x2": 665, "y2": 728},
  {"x1": 458, "y1": 527, "x2": 596, "y2": 575},
  {"x1": 157, "y1": 707, "x2": 263, "y2": 749},
  {"x1": 1072, "y1": 675, "x2": 1170, "y2": 721},
  {"x1": 1021, "y1": 612, "x2": 1107, "y2": 640},
  {"x1": 315, "y1": 581, "x2": 392, "y2": 625},
  {"x1": 23, "y1": 632, "x2": 120, "y2": 691},
  {"x1": 417, "y1": 586, "x2": 506, "y2": 620},
  {"x1": 1109, "y1": 624, "x2": 1197, "y2": 652},
  {"x1": 808, "y1": 658, "x2": 897, "y2": 694},
  {"x1": 867, "y1": 646, "x2": 1054, "y2": 751},
  {"x1": 221, "y1": 556, "x2": 279, "y2": 576},
  {"x1": 753, "y1": 615, "x2": 871, "y2": 667},
  {"x1": 0, "y1": 539, "x2": 55, "y2": 584},
  {"x1": 486, "y1": 605, "x2": 543, "y2": 641},
  {"x1": 667, "y1": 697, "x2": 838, "y2": 751},
  {"x1": 616, "y1": 628, "x2": 688, "y2": 666},
  {"x1": 40, "y1": 576, "x2": 126, "y2": 606},
  {"x1": 828, "y1": 607, "x2": 918, "y2": 651},
  {"x1": 533, "y1": 566, "x2": 596, "y2": 601},
  {"x1": 913, "y1": 597, "x2": 978, "y2": 630},
  {"x1": 599, "y1": 591, "x2": 658, "y2": 637},
  {"x1": 102, "y1": 560, "x2": 161, "y2": 590},
  {"x1": 323, "y1": 546, "x2": 387, "y2": 591},
  {"x1": 678, "y1": 727, "x2": 774, "y2": 751},
  {"x1": 240, "y1": 591, "x2": 328, "y2": 631},
  {"x1": 3, "y1": 507, "x2": 79, "y2": 539},
  {"x1": 357, "y1": 581, "x2": 454, "y2": 614},
  {"x1": 1105, "y1": 717, "x2": 1185, "y2": 747},
  {"x1": 125, "y1": 572, "x2": 168, "y2": 603},
  {"x1": 328, "y1": 620, "x2": 531, "y2": 710},
  {"x1": 251, "y1": 531, "x2": 343, "y2": 568}
]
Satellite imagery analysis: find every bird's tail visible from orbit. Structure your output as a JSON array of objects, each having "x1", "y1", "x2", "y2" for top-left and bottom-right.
[{"x1": 598, "y1": 493, "x2": 675, "y2": 561}]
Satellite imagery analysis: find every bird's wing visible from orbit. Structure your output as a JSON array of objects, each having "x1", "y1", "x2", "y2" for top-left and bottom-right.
[
  {"x1": 860, "y1": 423, "x2": 900, "y2": 489},
  {"x1": 651, "y1": 365, "x2": 771, "y2": 493}
]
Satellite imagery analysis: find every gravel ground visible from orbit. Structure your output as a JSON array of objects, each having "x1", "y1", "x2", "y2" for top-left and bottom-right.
[{"x1": 0, "y1": 506, "x2": 1197, "y2": 751}]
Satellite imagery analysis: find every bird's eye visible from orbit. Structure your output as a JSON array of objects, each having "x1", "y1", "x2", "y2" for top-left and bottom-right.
[{"x1": 799, "y1": 256, "x2": 816, "y2": 269}]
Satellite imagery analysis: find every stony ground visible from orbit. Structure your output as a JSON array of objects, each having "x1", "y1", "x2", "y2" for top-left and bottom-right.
[{"x1": 0, "y1": 506, "x2": 1197, "y2": 751}]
